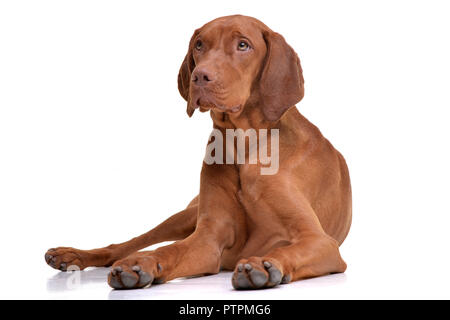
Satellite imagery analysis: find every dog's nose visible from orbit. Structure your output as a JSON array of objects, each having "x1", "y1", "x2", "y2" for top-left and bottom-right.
[{"x1": 192, "y1": 68, "x2": 214, "y2": 86}]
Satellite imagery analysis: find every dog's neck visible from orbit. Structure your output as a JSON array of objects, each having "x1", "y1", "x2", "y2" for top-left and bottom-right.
[{"x1": 210, "y1": 104, "x2": 278, "y2": 131}]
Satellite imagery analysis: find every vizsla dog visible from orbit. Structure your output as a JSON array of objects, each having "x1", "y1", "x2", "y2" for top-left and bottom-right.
[{"x1": 45, "y1": 15, "x2": 351, "y2": 290}]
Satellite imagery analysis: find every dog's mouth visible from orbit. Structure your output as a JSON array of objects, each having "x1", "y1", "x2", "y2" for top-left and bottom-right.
[{"x1": 195, "y1": 96, "x2": 241, "y2": 114}]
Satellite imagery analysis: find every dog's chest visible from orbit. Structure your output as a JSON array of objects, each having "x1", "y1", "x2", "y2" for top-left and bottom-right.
[{"x1": 237, "y1": 164, "x2": 267, "y2": 205}]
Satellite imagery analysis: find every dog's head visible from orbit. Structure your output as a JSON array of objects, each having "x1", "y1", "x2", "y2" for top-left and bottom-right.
[{"x1": 178, "y1": 15, "x2": 304, "y2": 122}]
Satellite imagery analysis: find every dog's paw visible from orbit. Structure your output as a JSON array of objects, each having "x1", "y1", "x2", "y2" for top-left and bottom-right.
[
  {"x1": 44, "y1": 247, "x2": 86, "y2": 271},
  {"x1": 108, "y1": 254, "x2": 163, "y2": 290},
  {"x1": 231, "y1": 257, "x2": 290, "y2": 290}
]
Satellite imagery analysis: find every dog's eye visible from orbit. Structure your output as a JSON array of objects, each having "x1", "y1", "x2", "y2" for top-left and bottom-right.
[
  {"x1": 195, "y1": 40, "x2": 203, "y2": 51},
  {"x1": 237, "y1": 41, "x2": 250, "y2": 51}
]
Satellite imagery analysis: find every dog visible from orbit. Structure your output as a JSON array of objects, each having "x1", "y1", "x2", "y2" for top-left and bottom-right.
[{"x1": 45, "y1": 15, "x2": 352, "y2": 290}]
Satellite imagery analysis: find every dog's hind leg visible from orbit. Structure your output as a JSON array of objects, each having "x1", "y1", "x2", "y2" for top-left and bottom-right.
[{"x1": 44, "y1": 197, "x2": 199, "y2": 271}]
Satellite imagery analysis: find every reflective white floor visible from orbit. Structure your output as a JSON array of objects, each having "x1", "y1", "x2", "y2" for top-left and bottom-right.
[
  {"x1": 44, "y1": 267, "x2": 350, "y2": 300},
  {"x1": 2, "y1": 232, "x2": 450, "y2": 300},
  {"x1": 2, "y1": 260, "x2": 445, "y2": 300}
]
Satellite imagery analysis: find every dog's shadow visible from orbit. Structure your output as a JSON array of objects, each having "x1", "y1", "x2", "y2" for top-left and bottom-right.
[{"x1": 46, "y1": 267, "x2": 111, "y2": 292}]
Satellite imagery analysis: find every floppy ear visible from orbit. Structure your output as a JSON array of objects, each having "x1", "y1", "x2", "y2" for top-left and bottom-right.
[
  {"x1": 177, "y1": 30, "x2": 199, "y2": 117},
  {"x1": 259, "y1": 31, "x2": 304, "y2": 121}
]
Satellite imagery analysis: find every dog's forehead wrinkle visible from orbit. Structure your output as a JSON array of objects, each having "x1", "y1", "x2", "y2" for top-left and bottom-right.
[{"x1": 200, "y1": 17, "x2": 264, "y2": 45}]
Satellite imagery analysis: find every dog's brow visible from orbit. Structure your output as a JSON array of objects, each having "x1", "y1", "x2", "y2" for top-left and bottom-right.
[{"x1": 231, "y1": 30, "x2": 250, "y2": 40}]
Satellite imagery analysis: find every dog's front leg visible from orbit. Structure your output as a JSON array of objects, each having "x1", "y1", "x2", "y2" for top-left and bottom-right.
[
  {"x1": 108, "y1": 163, "x2": 244, "y2": 289},
  {"x1": 232, "y1": 177, "x2": 347, "y2": 290},
  {"x1": 45, "y1": 200, "x2": 198, "y2": 271}
]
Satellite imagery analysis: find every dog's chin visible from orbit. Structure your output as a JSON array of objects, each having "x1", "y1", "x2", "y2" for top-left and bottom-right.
[{"x1": 195, "y1": 97, "x2": 242, "y2": 114}]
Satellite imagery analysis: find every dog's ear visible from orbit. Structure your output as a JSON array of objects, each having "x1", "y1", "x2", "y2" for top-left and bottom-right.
[
  {"x1": 178, "y1": 29, "x2": 199, "y2": 117},
  {"x1": 258, "y1": 31, "x2": 304, "y2": 121}
]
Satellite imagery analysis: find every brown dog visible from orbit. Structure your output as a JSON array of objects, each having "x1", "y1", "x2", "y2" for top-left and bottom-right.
[{"x1": 44, "y1": 15, "x2": 351, "y2": 290}]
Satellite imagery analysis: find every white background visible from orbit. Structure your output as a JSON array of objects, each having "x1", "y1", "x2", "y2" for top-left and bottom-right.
[{"x1": 1, "y1": 0, "x2": 449, "y2": 299}]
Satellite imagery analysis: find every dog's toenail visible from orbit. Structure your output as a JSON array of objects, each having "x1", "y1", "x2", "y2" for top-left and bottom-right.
[
  {"x1": 157, "y1": 263, "x2": 163, "y2": 272},
  {"x1": 113, "y1": 266, "x2": 123, "y2": 273},
  {"x1": 244, "y1": 263, "x2": 252, "y2": 271},
  {"x1": 263, "y1": 261, "x2": 272, "y2": 268},
  {"x1": 60, "y1": 263, "x2": 67, "y2": 270},
  {"x1": 132, "y1": 265, "x2": 141, "y2": 272},
  {"x1": 237, "y1": 264, "x2": 243, "y2": 272}
]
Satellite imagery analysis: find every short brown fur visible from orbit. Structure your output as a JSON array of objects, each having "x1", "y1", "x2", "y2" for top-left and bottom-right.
[{"x1": 45, "y1": 15, "x2": 351, "y2": 290}]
